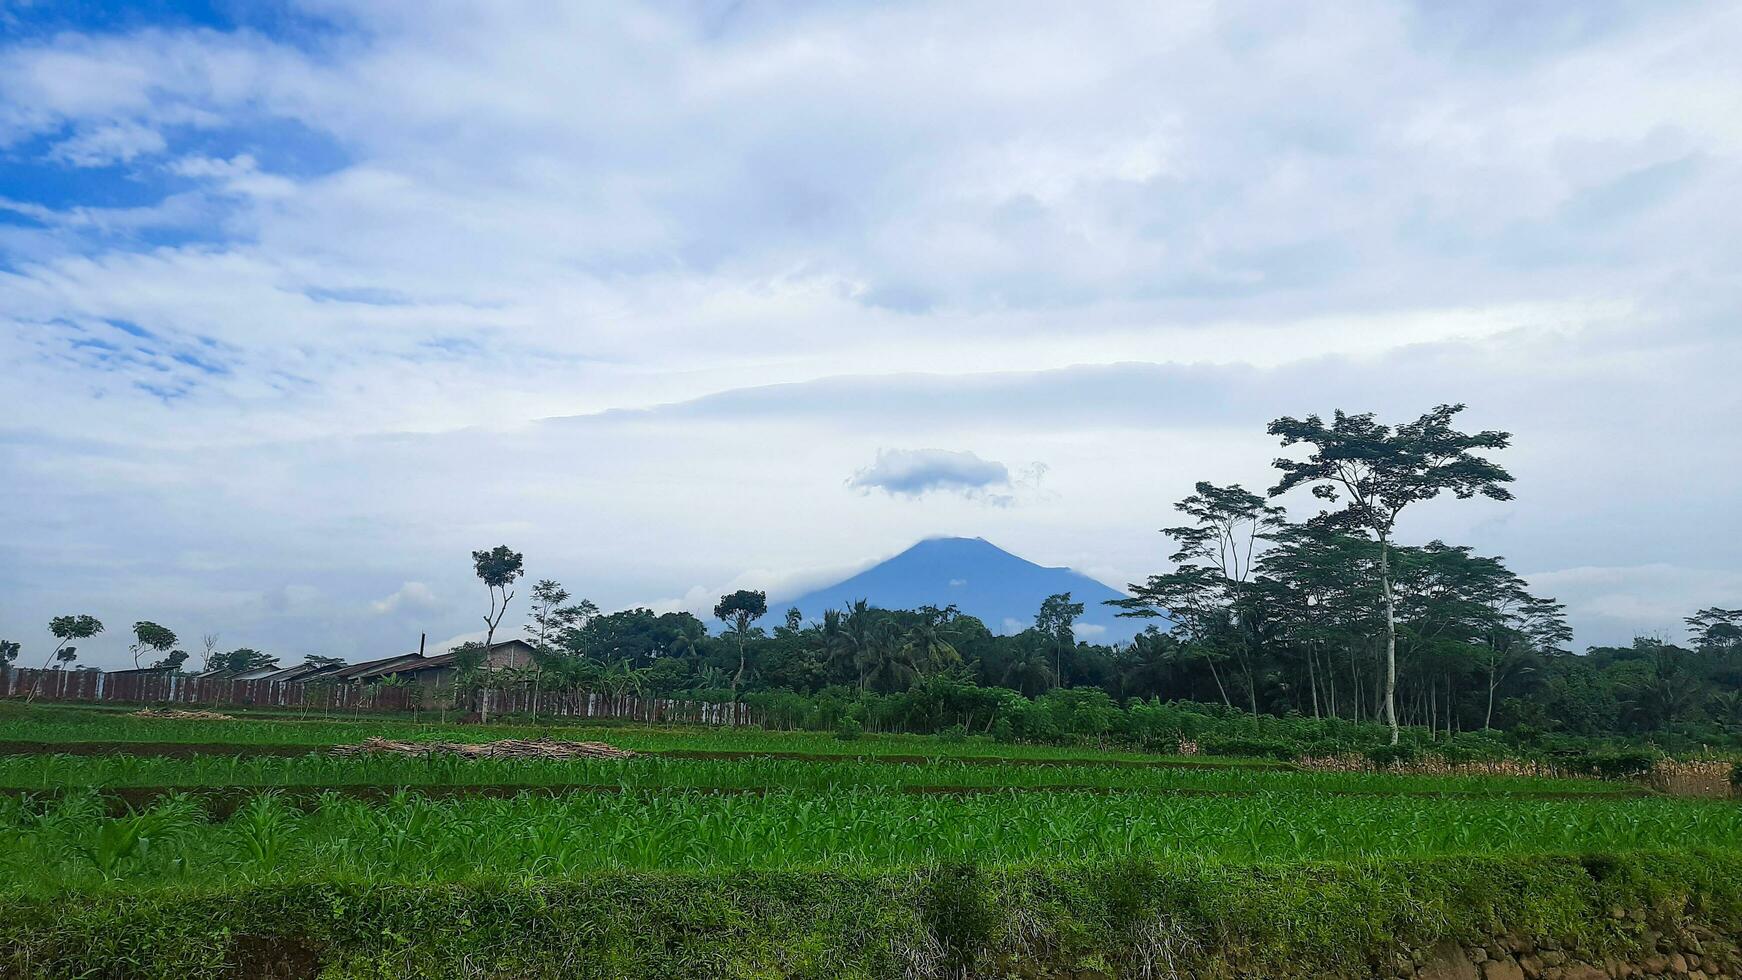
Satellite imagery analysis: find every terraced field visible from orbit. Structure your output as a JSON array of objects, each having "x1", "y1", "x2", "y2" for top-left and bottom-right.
[{"x1": 2, "y1": 703, "x2": 1739, "y2": 979}]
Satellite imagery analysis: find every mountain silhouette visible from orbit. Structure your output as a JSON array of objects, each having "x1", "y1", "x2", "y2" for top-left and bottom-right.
[{"x1": 776, "y1": 537, "x2": 1144, "y2": 643}]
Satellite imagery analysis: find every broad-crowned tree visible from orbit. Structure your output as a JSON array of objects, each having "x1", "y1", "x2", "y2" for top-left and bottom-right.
[
  {"x1": 1033, "y1": 593, "x2": 1085, "y2": 689},
  {"x1": 30, "y1": 615, "x2": 103, "y2": 701},
  {"x1": 1116, "y1": 482, "x2": 1285, "y2": 713},
  {"x1": 1267, "y1": 404, "x2": 1514, "y2": 744},
  {"x1": 130, "y1": 621, "x2": 178, "y2": 669},
  {"x1": 713, "y1": 590, "x2": 767, "y2": 694},
  {"x1": 1686, "y1": 608, "x2": 1742, "y2": 653}
]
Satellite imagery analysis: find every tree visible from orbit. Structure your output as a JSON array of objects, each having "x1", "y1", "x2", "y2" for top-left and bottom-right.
[
  {"x1": 199, "y1": 633, "x2": 220, "y2": 672},
  {"x1": 1034, "y1": 593, "x2": 1085, "y2": 688},
  {"x1": 1268, "y1": 404, "x2": 1514, "y2": 743},
  {"x1": 302, "y1": 654, "x2": 346, "y2": 671},
  {"x1": 472, "y1": 545, "x2": 525, "y2": 660},
  {"x1": 1118, "y1": 483, "x2": 1285, "y2": 713},
  {"x1": 862, "y1": 620, "x2": 920, "y2": 693},
  {"x1": 129, "y1": 622, "x2": 178, "y2": 669},
  {"x1": 713, "y1": 590, "x2": 767, "y2": 694},
  {"x1": 1686, "y1": 608, "x2": 1742, "y2": 653},
  {"x1": 211, "y1": 648, "x2": 278, "y2": 674},
  {"x1": 904, "y1": 605, "x2": 962, "y2": 676},
  {"x1": 521, "y1": 579, "x2": 596, "y2": 719},
  {"x1": 0, "y1": 639, "x2": 18, "y2": 668},
  {"x1": 525, "y1": 579, "x2": 595, "y2": 654},
  {"x1": 999, "y1": 636, "x2": 1055, "y2": 697},
  {"x1": 1477, "y1": 593, "x2": 1569, "y2": 729},
  {"x1": 150, "y1": 650, "x2": 190, "y2": 671},
  {"x1": 30, "y1": 615, "x2": 103, "y2": 700}
]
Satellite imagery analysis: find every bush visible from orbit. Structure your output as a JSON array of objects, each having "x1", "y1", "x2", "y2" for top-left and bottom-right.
[
  {"x1": 833, "y1": 717, "x2": 864, "y2": 742},
  {"x1": 1730, "y1": 762, "x2": 1741, "y2": 788},
  {"x1": 1199, "y1": 736, "x2": 1297, "y2": 761},
  {"x1": 1364, "y1": 744, "x2": 1421, "y2": 770},
  {"x1": 1571, "y1": 749, "x2": 1659, "y2": 781},
  {"x1": 937, "y1": 724, "x2": 967, "y2": 743}
]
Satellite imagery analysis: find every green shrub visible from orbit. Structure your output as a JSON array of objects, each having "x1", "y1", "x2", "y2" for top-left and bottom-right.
[
  {"x1": 1571, "y1": 749, "x2": 1659, "y2": 781},
  {"x1": 1364, "y1": 744, "x2": 1421, "y2": 769},
  {"x1": 1199, "y1": 736, "x2": 1297, "y2": 761},
  {"x1": 833, "y1": 717, "x2": 864, "y2": 742}
]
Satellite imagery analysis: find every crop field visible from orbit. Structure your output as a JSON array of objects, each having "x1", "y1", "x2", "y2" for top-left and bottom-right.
[
  {"x1": 3, "y1": 702, "x2": 1740, "y2": 979},
  {"x1": 0, "y1": 702, "x2": 1241, "y2": 763}
]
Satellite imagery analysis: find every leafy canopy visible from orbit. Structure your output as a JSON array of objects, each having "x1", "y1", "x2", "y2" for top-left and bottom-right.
[{"x1": 1267, "y1": 403, "x2": 1513, "y2": 539}]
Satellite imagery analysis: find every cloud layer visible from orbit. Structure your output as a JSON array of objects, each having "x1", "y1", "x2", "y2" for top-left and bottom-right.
[{"x1": 1, "y1": 2, "x2": 1739, "y2": 663}]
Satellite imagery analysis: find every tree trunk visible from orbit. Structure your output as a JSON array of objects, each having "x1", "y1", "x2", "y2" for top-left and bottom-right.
[
  {"x1": 1308, "y1": 648, "x2": 1320, "y2": 719},
  {"x1": 1205, "y1": 655, "x2": 1232, "y2": 708},
  {"x1": 1485, "y1": 657, "x2": 1498, "y2": 730},
  {"x1": 1379, "y1": 539, "x2": 1400, "y2": 745}
]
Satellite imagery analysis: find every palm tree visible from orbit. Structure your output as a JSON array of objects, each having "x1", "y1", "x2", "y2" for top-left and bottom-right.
[
  {"x1": 1117, "y1": 629, "x2": 1178, "y2": 700},
  {"x1": 833, "y1": 600, "x2": 877, "y2": 692},
  {"x1": 903, "y1": 614, "x2": 961, "y2": 676},
  {"x1": 1706, "y1": 690, "x2": 1742, "y2": 731},
  {"x1": 1621, "y1": 649, "x2": 1703, "y2": 731},
  {"x1": 861, "y1": 622, "x2": 919, "y2": 693},
  {"x1": 1001, "y1": 644, "x2": 1054, "y2": 697}
]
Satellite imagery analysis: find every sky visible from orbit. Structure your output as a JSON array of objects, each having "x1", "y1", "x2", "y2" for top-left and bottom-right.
[{"x1": 2, "y1": 1, "x2": 1740, "y2": 669}]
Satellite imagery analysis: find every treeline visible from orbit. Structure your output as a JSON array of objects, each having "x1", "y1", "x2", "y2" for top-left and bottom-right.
[
  {"x1": 9, "y1": 404, "x2": 1739, "y2": 750},
  {"x1": 487, "y1": 404, "x2": 1741, "y2": 748}
]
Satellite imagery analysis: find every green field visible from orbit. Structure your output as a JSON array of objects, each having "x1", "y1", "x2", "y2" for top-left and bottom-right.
[
  {"x1": 0, "y1": 702, "x2": 1244, "y2": 763},
  {"x1": 2, "y1": 702, "x2": 1739, "y2": 978}
]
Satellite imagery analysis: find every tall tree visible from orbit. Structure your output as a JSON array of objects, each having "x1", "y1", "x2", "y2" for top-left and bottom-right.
[
  {"x1": 1034, "y1": 593, "x2": 1085, "y2": 688},
  {"x1": 1686, "y1": 608, "x2": 1742, "y2": 653},
  {"x1": 0, "y1": 639, "x2": 17, "y2": 667},
  {"x1": 713, "y1": 589, "x2": 768, "y2": 694},
  {"x1": 30, "y1": 615, "x2": 103, "y2": 700},
  {"x1": 1121, "y1": 483, "x2": 1285, "y2": 713},
  {"x1": 1476, "y1": 591, "x2": 1569, "y2": 729},
  {"x1": 1268, "y1": 404, "x2": 1514, "y2": 743},
  {"x1": 472, "y1": 545, "x2": 525, "y2": 661},
  {"x1": 524, "y1": 579, "x2": 595, "y2": 654},
  {"x1": 129, "y1": 621, "x2": 178, "y2": 669},
  {"x1": 905, "y1": 605, "x2": 962, "y2": 676},
  {"x1": 862, "y1": 620, "x2": 920, "y2": 693}
]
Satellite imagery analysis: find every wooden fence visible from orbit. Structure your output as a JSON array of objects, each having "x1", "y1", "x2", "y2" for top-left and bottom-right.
[{"x1": 1, "y1": 667, "x2": 756, "y2": 726}]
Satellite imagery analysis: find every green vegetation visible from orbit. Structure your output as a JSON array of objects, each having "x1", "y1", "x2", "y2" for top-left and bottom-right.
[
  {"x1": 6, "y1": 406, "x2": 1740, "y2": 976},
  {"x1": 3, "y1": 789, "x2": 1737, "y2": 893},
  {"x1": 0, "y1": 751, "x2": 1634, "y2": 796},
  {"x1": 0, "y1": 699, "x2": 1736, "y2": 977},
  {"x1": 4, "y1": 852, "x2": 1742, "y2": 978}
]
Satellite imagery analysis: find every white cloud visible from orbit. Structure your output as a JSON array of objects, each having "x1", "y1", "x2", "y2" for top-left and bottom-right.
[
  {"x1": 47, "y1": 120, "x2": 166, "y2": 167},
  {"x1": 848, "y1": 448, "x2": 1014, "y2": 502},
  {"x1": 0, "y1": 2, "x2": 1738, "y2": 663},
  {"x1": 369, "y1": 581, "x2": 440, "y2": 616}
]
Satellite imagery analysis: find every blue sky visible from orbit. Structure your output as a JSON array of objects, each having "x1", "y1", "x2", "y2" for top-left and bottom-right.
[{"x1": 2, "y1": 1, "x2": 1740, "y2": 667}]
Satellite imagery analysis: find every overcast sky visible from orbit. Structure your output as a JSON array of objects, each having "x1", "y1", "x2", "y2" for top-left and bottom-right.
[{"x1": 3, "y1": 1, "x2": 1739, "y2": 668}]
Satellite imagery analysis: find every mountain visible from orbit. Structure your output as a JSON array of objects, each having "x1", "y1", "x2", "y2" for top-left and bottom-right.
[{"x1": 775, "y1": 537, "x2": 1145, "y2": 644}]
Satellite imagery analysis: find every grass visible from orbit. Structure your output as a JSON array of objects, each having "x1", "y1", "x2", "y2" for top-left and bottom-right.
[
  {"x1": 2, "y1": 702, "x2": 1740, "y2": 977},
  {"x1": 2, "y1": 787, "x2": 1736, "y2": 894},
  {"x1": 0, "y1": 702, "x2": 1253, "y2": 763},
  {"x1": 0, "y1": 750, "x2": 1636, "y2": 796},
  {"x1": 7, "y1": 853, "x2": 1738, "y2": 980}
]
